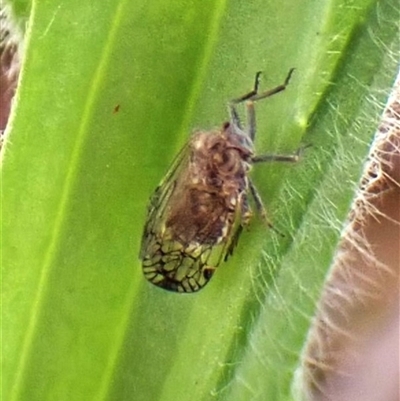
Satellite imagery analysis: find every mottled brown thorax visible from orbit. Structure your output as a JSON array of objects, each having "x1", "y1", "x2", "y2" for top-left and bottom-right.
[{"x1": 165, "y1": 127, "x2": 253, "y2": 245}]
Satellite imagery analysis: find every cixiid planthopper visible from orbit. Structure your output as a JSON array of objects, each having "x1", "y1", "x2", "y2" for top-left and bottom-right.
[{"x1": 140, "y1": 69, "x2": 303, "y2": 293}]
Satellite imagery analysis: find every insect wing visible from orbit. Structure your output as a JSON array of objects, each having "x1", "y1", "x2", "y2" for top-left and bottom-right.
[
  {"x1": 140, "y1": 143, "x2": 189, "y2": 260},
  {"x1": 140, "y1": 141, "x2": 246, "y2": 293},
  {"x1": 141, "y1": 142, "x2": 210, "y2": 292}
]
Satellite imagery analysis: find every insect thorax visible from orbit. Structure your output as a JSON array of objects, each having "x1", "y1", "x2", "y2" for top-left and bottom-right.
[{"x1": 165, "y1": 127, "x2": 253, "y2": 246}]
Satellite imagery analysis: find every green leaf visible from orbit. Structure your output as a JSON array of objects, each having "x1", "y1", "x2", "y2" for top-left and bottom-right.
[{"x1": 2, "y1": 0, "x2": 399, "y2": 400}]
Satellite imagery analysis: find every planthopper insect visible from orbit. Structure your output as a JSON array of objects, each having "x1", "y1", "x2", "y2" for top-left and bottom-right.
[{"x1": 140, "y1": 69, "x2": 302, "y2": 293}]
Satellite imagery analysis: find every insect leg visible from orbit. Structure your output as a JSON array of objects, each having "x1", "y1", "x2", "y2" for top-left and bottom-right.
[
  {"x1": 230, "y1": 69, "x2": 294, "y2": 139},
  {"x1": 246, "y1": 100, "x2": 256, "y2": 141},
  {"x1": 229, "y1": 71, "x2": 262, "y2": 130},
  {"x1": 248, "y1": 179, "x2": 284, "y2": 236},
  {"x1": 248, "y1": 179, "x2": 269, "y2": 224},
  {"x1": 230, "y1": 71, "x2": 262, "y2": 104},
  {"x1": 229, "y1": 71, "x2": 261, "y2": 133},
  {"x1": 252, "y1": 144, "x2": 309, "y2": 163},
  {"x1": 229, "y1": 104, "x2": 242, "y2": 129},
  {"x1": 249, "y1": 68, "x2": 295, "y2": 102},
  {"x1": 252, "y1": 153, "x2": 299, "y2": 163}
]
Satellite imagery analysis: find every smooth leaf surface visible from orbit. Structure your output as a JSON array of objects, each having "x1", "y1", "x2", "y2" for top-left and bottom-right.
[{"x1": 2, "y1": 0, "x2": 399, "y2": 400}]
